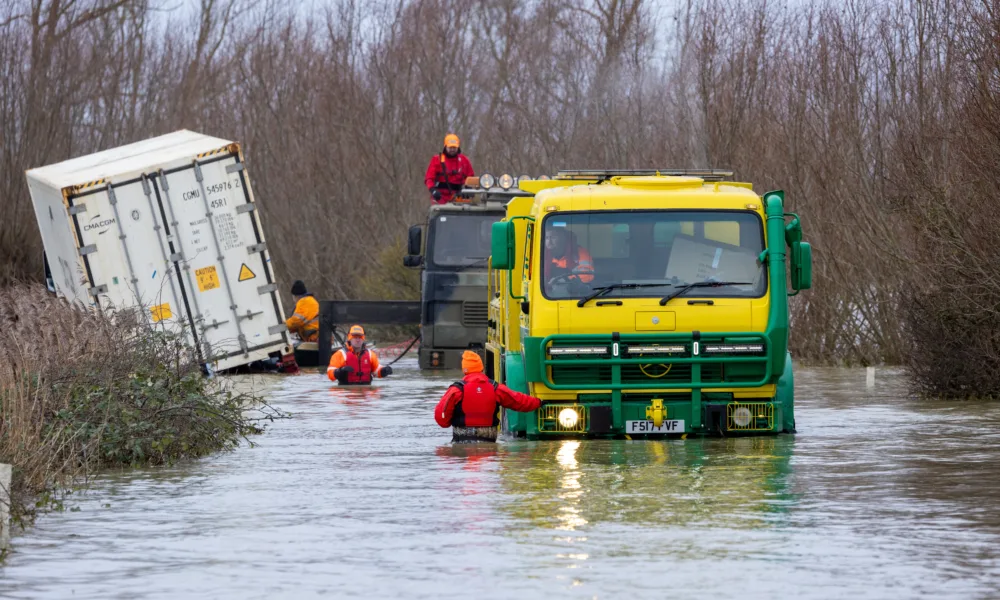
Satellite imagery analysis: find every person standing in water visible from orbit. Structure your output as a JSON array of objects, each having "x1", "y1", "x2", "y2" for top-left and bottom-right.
[
  {"x1": 434, "y1": 351, "x2": 541, "y2": 442},
  {"x1": 327, "y1": 325, "x2": 393, "y2": 385}
]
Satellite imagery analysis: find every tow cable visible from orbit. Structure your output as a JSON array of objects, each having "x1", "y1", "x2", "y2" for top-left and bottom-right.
[{"x1": 383, "y1": 331, "x2": 421, "y2": 367}]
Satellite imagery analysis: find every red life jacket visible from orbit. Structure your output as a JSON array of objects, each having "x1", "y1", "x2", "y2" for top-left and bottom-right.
[
  {"x1": 341, "y1": 347, "x2": 373, "y2": 385},
  {"x1": 450, "y1": 373, "x2": 500, "y2": 427}
]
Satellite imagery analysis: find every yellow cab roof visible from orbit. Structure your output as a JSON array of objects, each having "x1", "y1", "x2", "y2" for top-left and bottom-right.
[{"x1": 519, "y1": 175, "x2": 760, "y2": 213}]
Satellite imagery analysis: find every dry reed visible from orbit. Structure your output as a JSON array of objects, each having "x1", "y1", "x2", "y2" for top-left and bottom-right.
[{"x1": 0, "y1": 284, "x2": 274, "y2": 530}]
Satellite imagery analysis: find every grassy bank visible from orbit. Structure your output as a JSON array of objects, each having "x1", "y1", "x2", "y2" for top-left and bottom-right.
[{"x1": 0, "y1": 284, "x2": 278, "y2": 533}]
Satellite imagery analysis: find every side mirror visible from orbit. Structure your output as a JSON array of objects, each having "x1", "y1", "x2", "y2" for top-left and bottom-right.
[
  {"x1": 491, "y1": 221, "x2": 514, "y2": 270},
  {"x1": 407, "y1": 225, "x2": 422, "y2": 256},
  {"x1": 403, "y1": 255, "x2": 423, "y2": 268},
  {"x1": 790, "y1": 241, "x2": 812, "y2": 291},
  {"x1": 785, "y1": 215, "x2": 802, "y2": 246}
]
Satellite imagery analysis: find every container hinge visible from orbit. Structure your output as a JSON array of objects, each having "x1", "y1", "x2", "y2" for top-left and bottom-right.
[
  {"x1": 239, "y1": 310, "x2": 265, "y2": 321},
  {"x1": 88, "y1": 284, "x2": 108, "y2": 296},
  {"x1": 68, "y1": 204, "x2": 87, "y2": 216},
  {"x1": 236, "y1": 203, "x2": 255, "y2": 214},
  {"x1": 257, "y1": 283, "x2": 278, "y2": 295},
  {"x1": 107, "y1": 186, "x2": 118, "y2": 205},
  {"x1": 169, "y1": 252, "x2": 184, "y2": 262},
  {"x1": 79, "y1": 244, "x2": 98, "y2": 256},
  {"x1": 226, "y1": 163, "x2": 245, "y2": 174},
  {"x1": 268, "y1": 324, "x2": 288, "y2": 335},
  {"x1": 247, "y1": 243, "x2": 266, "y2": 254},
  {"x1": 193, "y1": 162, "x2": 204, "y2": 182}
]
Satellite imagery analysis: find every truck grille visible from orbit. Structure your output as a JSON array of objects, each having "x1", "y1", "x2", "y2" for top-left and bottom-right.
[
  {"x1": 550, "y1": 363, "x2": 743, "y2": 386},
  {"x1": 462, "y1": 302, "x2": 489, "y2": 327},
  {"x1": 547, "y1": 345, "x2": 767, "y2": 387}
]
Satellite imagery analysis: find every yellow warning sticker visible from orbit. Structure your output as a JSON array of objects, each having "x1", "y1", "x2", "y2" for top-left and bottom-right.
[
  {"x1": 196, "y1": 265, "x2": 220, "y2": 292},
  {"x1": 238, "y1": 263, "x2": 256, "y2": 282},
  {"x1": 150, "y1": 303, "x2": 172, "y2": 322}
]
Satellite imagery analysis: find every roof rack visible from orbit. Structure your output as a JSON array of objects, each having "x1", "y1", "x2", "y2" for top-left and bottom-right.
[
  {"x1": 555, "y1": 169, "x2": 734, "y2": 182},
  {"x1": 452, "y1": 188, "x2": 532, "y2": 205}
]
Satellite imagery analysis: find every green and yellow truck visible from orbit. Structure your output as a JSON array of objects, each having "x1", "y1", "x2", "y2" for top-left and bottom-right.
[{"x1": 486, "y1": 170, "x2": 812, "y2": 438}]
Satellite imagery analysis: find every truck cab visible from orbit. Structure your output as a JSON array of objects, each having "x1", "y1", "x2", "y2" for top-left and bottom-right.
[
  {"x1": 487, "y1": 170, "x2": 813, "y2": 438},
  {"x1": 404, "y1": 174, "x2": 529, "y2": 369}
]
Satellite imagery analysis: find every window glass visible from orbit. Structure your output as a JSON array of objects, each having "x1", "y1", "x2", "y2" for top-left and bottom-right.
[
  {"x1": 540, "y1": 210, "x2": 766, "y2": 300},
  {"x1": 430, "y1": 213, "x2": 503, "y2": 267}
]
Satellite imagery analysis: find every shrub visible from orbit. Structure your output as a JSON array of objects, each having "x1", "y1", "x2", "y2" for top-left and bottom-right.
[{"x1": 0, "y1": 284, "x2": 279, "y2": 529}]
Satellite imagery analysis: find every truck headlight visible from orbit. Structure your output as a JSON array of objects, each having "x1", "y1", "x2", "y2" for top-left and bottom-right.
[
  {"x1": 732, "y1": 406, "x2": 753, "y2": 427},
  {"x1": 480, "y1": 173, "x2": 495, "y2": 189},
  {"x1": 558, "y1": 408, "x2": 579, "y2": 428},
  {"x1": 499, "y1": 173, "x2": 514, "y2": 189},
  {"x1": 702, "y1": 344, "x2": 765, "y2": 354}
]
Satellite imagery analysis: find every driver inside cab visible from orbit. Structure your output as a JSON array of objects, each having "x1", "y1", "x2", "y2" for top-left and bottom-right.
[{"x1": 543, "y1": 226, "x2": 594, "y2": 285}]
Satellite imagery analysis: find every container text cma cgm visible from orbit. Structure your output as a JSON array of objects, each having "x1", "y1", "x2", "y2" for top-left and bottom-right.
[{"x1": 486, "y1": 170, "x2": 813, "y2": 439}]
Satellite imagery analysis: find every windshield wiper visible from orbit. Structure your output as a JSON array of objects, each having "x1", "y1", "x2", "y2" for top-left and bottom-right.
[
  {"x1": 658, "y1": 280, "x2": 754, "y2": 306},
  {"x1": 577, "y1": 283, "x2": 672, "y2": 307}
]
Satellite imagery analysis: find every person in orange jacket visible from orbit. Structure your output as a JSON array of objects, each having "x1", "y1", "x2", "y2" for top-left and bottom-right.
[
  {"x1": 435, "y1": 351, "x2": 541, "y2": 442},
  {"x1": 543, "y1": 226, "x2": 595, "y2": 284},
  {"x1": 285, "y1": 280, "x2": 319, "y2": 342},
  {"x1": 424, "y1": 133, "x2": 475, "y2": 204},
  {"x1": 327, "y1": 325, "x2": 393, "y2": 385}
]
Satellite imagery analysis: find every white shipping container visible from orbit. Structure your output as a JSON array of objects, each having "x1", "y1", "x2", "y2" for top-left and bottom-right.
[{"x1": 26, "y1": 130, "x2": 292, "y2": 371}]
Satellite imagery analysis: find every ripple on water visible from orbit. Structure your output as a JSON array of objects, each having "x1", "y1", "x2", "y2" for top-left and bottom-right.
[{"x1": 2, "y1": 364, "x2": 1000, "y2": 599}]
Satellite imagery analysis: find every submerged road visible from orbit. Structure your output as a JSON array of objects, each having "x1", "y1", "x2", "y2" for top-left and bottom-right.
[{"x1": 2, "y1": 363, "x2": 1000, "y2": 599}]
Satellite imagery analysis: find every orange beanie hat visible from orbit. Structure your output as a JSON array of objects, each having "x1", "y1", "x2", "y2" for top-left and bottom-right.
[{"x1": 462, "y1": 351, "x2": 484, "y2": 374}]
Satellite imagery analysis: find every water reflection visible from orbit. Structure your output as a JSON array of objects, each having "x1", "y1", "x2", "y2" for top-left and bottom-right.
[
  {"x1": 555, "y1": 441, "x2": 587, "y2": 531},
  {"x1": 498, "y1": 436, "x2": 795, "y2": 532},
  {"x1": 325, "y1": 384, "x2": 385, "y2": 403}
]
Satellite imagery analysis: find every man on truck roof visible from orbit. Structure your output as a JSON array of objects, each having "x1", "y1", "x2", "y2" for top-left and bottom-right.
[
  {"x1": 425, "y1": 133, "x2": 474, "y2": 204},
  {"x1": 286, "y1": 280, "x2": 319, "y2": 342},
  {"x1": 327, "y1": 325, "x2": 393, "y2": 385}
]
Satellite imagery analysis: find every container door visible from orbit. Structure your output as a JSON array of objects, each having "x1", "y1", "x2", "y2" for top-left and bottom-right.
[
  {"x1": 152, "y1": 151, "x2": 289, "y2": 370},
  {"x1": 67, "y1": 178, "x2": 192, "y2": 342}
]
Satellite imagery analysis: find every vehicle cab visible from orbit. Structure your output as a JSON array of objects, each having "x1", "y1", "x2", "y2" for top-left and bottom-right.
[
  {"x1": 404, "y1": 173, "x2": 530, "y2": 369},
  {"x1": 487, "y1": 170, "x2": 812, "y2": 438}
]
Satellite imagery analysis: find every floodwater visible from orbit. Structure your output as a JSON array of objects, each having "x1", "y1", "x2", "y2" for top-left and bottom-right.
[{"x1": 2, "y1": 363, "x2": 1000, "y2": 599}]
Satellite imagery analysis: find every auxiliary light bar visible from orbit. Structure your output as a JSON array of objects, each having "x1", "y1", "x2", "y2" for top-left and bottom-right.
[
  {"x1": 548, "y1": 346, "x2": 607, "y2": 355},
  {"x1": 702, "y1": 344, "x2": 765, "y2": 354},
  {"x1": 628, "y1": 345, "x2": 686, "y2": 354}
]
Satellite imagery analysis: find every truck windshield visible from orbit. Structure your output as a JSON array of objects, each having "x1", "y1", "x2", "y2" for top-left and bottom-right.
[
  {"x1": 541, "y1": 210, "x2": 767, "y2": 300},
  {"x1": 430, "y1": 212, "x2": 504, "y2": 267}
]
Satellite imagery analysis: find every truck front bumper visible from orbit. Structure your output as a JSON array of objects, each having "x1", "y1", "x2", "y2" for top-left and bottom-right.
[{"x1": 512, "y1": 398, "x2": 785, "y2": 439}]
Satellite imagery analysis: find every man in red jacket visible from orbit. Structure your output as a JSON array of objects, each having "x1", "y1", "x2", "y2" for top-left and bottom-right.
[
  {"x1": 424, "y1": 133, "x2": 475, "y2": 204},
  {"x1": 435, "y1": 350, "x2": 541, "y2": 442}
]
